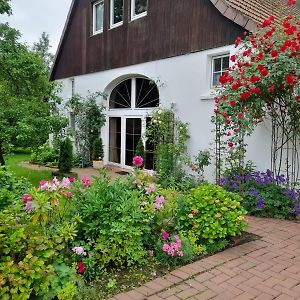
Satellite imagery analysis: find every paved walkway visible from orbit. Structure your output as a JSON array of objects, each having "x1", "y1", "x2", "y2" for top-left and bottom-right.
[{"x1": 111, "y1": 217, "x2": 300, "y2": 300}]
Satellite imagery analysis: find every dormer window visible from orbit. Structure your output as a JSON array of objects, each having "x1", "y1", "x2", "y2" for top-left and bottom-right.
[
  {"x1": 131, "y1": 0, "x2": 147, "y2": 20},
  {"x1": 93, "y1": 0, "x2": 104, "y2": 35},
  {"x1": 110, "y1": 0, "x2": 123, "y2": 28}
]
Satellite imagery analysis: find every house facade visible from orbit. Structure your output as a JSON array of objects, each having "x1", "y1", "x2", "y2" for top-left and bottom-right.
[{"x1": 51, "y1": 0, "x2": 299, "y2": 179}]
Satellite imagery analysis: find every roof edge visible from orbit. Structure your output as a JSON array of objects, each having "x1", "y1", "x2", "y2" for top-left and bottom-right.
[
  {"x1": 50, "y1": 0, "x2": 76, "y2": 80},
  {"x1": 209, "y1": 0, "x2": 259, "y2": 32}
]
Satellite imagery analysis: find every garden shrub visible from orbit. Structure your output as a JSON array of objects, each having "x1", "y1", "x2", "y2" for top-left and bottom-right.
[
  {"x1": 135, "y1": 138, "x2": 145, "y2": 158},
  {"x1": 0, "y1": 167, "x2": 30, "y2": 210},
  {"x1": 178, "y1": 183, "x2": 247, "y2": 245},
  {"x1": 220, "y1": 170, "x2": 300, "y2": 219},
  {"x1": 91, "y1": 137, "x2": 104, "y2": 161},
  {"x1": 58, "y1": 137, "x2": 73, "y2": 173},
  {"x1": 74, "y1": 175, "x2": 149, "y2": 269},
  {"x1": 30, "y1": 143, "x2": 59, "y2": 166}
]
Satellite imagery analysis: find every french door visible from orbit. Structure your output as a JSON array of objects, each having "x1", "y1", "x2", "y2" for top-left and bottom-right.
[{"x1": 108, "y1": 116, "x2": 154, "y2": 169}]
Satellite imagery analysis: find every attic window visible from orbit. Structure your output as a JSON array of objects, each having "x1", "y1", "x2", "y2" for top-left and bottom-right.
[
  {"x1": 93, "y1": 0, "x2": 104, "y2": 34},
  {"x1": 212, "y1": 55, "x2": 230, "y2": 87},
  {"x1": 131, "y1": 0, "x2": 147, "y2": 20},
  {"x1": 110, "y1": 0, "x2": 123, "y2": 28}
]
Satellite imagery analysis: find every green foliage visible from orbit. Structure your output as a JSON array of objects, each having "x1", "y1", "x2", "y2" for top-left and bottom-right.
[
  {"x1": 135, "y1": 138, "x2": 145, "y2": 158},
  {"x1": 0, "y1": 24, "x2": 67, "y2": 164},
  {"x1": 178, "y1": 184, "x2": 247, "y2": 244},
  {"x1": 204, "y1": 239, "x2": 229, "y2": 256},
  {"x1": 67, "y1": 92, "x2": 106, "y2": 164},
  {"x1": 0, "y1": 0, "x2": 11, "y2": 15},
  {"x1": 91, "y1": 137, "x2": 104, "y2": 161},
  {"x1": 30, "y1": 143, "x2": 60, "y2": 166},
  {"x1": 74, "y1": 175, "x2": 148, "y2": 269},
  {"x1": 146, "y1": 106, "x2": 190, "y2": 187},
  {"x1": 0, "y1": 167, "x2": 30, "y2": 210},
  {"x1": 58, "y1": 138, "x2": 73, "y2": 173}
]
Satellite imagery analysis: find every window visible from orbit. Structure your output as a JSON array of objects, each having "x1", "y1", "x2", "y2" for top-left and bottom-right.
[
  {"x1": 212, "y1": 55, "x2": 229, "y2": 87},
  {"x1": 109, "y1": 77, "x2": 159, "y2": 109},
  {"x1": 110, "y1": 0, "x2": 123, "y2": 27},
  {"x1": 131, "y1": 0, "x2": 147, "y2": 20},
  {"x1": 93, "y1": 0, "x2": 104, "y2": 34}
]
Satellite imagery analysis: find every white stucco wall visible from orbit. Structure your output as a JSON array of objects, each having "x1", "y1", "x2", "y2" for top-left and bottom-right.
[{"x1": 57, "y1": 45, "x2": 272, "y2": 181}]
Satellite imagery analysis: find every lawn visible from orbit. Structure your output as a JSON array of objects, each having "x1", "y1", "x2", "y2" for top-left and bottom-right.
[{"x1": 4, "y1": 152, "x2": 52, "y2": 186}]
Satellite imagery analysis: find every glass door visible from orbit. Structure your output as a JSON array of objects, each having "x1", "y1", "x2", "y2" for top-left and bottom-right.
[
  {"x1": 109, "y1": 117, "x2": 121, "y2": 163},
  {"x1": 125, "y1": 118, "x2": 142, "y2": 166}
]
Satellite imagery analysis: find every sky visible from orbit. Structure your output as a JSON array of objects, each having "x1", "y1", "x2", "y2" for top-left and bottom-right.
[{"x1": 1, "y1": 0, "x2": 73, "y2": 54}]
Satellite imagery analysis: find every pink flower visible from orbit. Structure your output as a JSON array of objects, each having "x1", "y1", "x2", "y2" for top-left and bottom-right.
[
  {"x1": 61, "y1": 177, "x2": 71, "y2": 189},
  {"x1": 145, "y1": 184, "x2": 156, "y2": 194},
  {"x1": 22, "y1": 194, "x2": 32, "y2": 203},
  {"x1": 162, "y1": 244, "x2": 170, "y2": 252},
  {"x1": 81, "y1": 176, "x2": 91, "y2": 188},
  {"x1": 24, "y1": 201, "x2": 33, "y2": 212},
  {"x1": 69, "y1": 177, "x2": 75, "y2": 183},
  {"x1": 72, "y1": 246, "x2": 87, "y2": 256},
  {"x1": 132, "y1": 156, "x2": 143, "y2": 167},
  {"x1": 162, "y1": 232, "x2": 170, "y2": 240},
  {"x1": 177, "y1": 251, "x2": 184, "y2": 257},
  {"x1": 154, "y1": 195, "x2": 165, "y2": 210},
  {"x1": 65, "y1": 191, "x2": 73, "y2": 198},
  {"x1": 39, "y1": 180, "x2": 47, "y2": 187}
]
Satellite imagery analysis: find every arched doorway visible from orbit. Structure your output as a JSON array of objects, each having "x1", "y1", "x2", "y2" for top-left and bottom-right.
[{"x1": 107, "y1": 76, "x2": 159, "y2": 169}]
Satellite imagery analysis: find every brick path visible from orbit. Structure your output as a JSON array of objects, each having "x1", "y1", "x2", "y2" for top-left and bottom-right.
[{"x1": 110, "y1": 217, "x2": 300, "y2": 300}]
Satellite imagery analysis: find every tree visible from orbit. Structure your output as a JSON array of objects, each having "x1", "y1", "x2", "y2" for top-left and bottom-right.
[
  {"x1": 32, "y1": 32, "x2": 55, "y2": 75},
  {"x1": 58, "y1": 137, "x2": 73, "y2": 173},
  {"x1": 0, "y1": 24, "x2": 68, "y2": 166},
  {"x1": 0, "y1": 0, "x2": 11, "y2": 15}
]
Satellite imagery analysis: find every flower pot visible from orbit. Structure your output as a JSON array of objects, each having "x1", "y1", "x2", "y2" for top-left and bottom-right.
[{"x1": 93, "y1": 160, "x2": 103, "y2": 169}]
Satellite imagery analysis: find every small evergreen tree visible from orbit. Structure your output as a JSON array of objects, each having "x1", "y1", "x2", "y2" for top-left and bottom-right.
[
  {"x1": 92, "y1": 137, "x2": 104, "y2": 160},
  {"x1": 135, "y1": 138, "x2": 145, "y2": 158},
  {"x1": 58, "y1": 138, "x2": 73, "y2": 173}
]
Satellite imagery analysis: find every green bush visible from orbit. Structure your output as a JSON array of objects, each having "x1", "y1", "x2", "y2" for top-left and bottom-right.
[
  {"x1": 30, "y1": 143, "x2": 59, "y2": 166},
  {"x1": 91, "y1": 137, "x2": 104, "y2": 161},
  {"x1": 58, "y1": 138, "x2": 73, "y2": 173},
  {"x1": 178, "y1": 183, "x2": 247, "y2": 244},
  {"x1": 0, "y1": 167, "x2": 30, "y2": 210},
  {"x1": 135, "y1": 138, "x2": 145, "y2": 158},
  {"x1": 74, "y1": 175, "x2": 148, "y2": 269}
]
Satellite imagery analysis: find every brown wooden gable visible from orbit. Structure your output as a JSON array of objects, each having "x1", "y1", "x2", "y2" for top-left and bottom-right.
[{"x1": 50, "y1": 0, "x2": 245, "y2": 80}]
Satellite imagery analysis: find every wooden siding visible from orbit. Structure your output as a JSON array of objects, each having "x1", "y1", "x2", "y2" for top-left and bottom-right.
[{"x1": 51, "y1": 0, "x2": 245, "y2": 80}]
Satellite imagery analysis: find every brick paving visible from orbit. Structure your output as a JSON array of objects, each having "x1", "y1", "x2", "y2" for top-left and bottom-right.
[{"x1": 110, "y1": 217, "x2": 300, "y2": 300}]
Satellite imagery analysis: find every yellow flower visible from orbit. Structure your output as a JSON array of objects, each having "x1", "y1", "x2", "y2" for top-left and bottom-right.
[
  {"x1": 231, "y1": 205, "x2": 237, "y2": 210},
  {"x1": 215, "y1": 213, "x2": 222, "y2": 218},
  {"x1": 188, "y1": 213, "x2": 194, "y2": 219},
  {"x1": 215, "y1": 199, "x2": 220, "y2": 204},
  {"x1": 237, "y1": 216, "x2": 245, "y2": 221}
]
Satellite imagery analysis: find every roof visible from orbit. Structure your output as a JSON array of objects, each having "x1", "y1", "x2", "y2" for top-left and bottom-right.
[{"x1": 210, "y1": 0, "x2": 300, "y2": 32}]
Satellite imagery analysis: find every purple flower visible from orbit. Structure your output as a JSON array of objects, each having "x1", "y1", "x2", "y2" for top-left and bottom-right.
[
  {"x1": 162, "y1": 232, "x2": 170, "y2": 239},
  {"x1": 24, "y1": 201, "x2": 33, "y2": 212},
  {"x1": 256, "y1": 197, "x2": 265, "y2": 209}
]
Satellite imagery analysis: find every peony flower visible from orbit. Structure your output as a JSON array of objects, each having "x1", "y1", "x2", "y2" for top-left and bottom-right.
[
  {"x1": 132, "y1": 156, "x2": 143, "y2": 167},
  {"x1": 69, "y1": 177, "x2": 75, "y2": 183},
  {"x1": 81, "y1": 176, "x2": 91, "y2": 188},
  {"x1": 24, "y1": 201, "x2": 33, "y2": 212},
  {"x1": 61, "y1": 177, "x2": 71, "y2": 189},
  {"x1": 77, "y1": 262, "x2": 85, "y2": 274}
]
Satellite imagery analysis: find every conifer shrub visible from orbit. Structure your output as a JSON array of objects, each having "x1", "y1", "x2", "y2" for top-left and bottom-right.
[
  {"x1": 92, "y1": 137, "x2": 104, "y2": 161},
  {"x1": 58, "y1": 138, "x2": 73, "y2": 173}
]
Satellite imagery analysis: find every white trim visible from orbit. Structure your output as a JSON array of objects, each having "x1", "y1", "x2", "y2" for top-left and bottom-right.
[
  {"x1": 93, "y1": 0, "x2": 104, "y2": 35},
  {"x1": 210, "y1": 53, "x2": 230, "y2": 88},
  {"x1": 110, "y1": 0, "x2": 124, "y2": 29},
  {"x1": 130, "y1": 0, "x2": 148, "y2": 21}
]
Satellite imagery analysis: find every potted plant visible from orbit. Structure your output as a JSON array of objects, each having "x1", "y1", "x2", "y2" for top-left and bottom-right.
[{"x1": 92, "y1": 137, "x2": 104, "y2": 169}]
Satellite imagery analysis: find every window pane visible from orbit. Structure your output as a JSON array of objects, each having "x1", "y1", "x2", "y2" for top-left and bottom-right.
[
  {"x1": 213, "y1": 72, "x2": 221, "y2": 86},
  {"x1": 113, "y1": 0, "x2": 123, "y2": 24},
  {"x1": 136, "y1": 78, "x2": 159, "y2": 108},
  {"x1": 134, "y1": 0, "x2": 147, "y2": 15},
  {"x1": 95, "y1": 1, "x2": 104, "y2": 32},
  {"x1": 109, "y1": 117, "x2": 121, "y2": 163},
  {"x1": 222, "y1": 56, "x2": 229, "y2": 70},
  {"x1": 109, "y1": 79, "x2": 132, "y2": 109},
  {"x1": 125, "y1": 118, "x2": 142, "y2": 166},
  {"x1": 213, "y1": 58, "x2": 222, "y2": 72}
]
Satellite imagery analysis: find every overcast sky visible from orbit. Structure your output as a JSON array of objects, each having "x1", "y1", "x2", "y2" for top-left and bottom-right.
[{"x1": 1, "y1": 0, "x2": 73, "y2": 54}]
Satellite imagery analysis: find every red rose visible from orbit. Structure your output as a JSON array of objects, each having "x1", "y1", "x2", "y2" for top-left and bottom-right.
[
  {"x1": 228, "y1": 142, "x2": 234, "y2": 148},
  {"x1": 226, "y1": 119, "x2": 231, "y2": 125},
  {"x1": 296, "y1": 96, "x2": 300, "y2": 102},
  {"x1": 250, "y1": 76, "x2": 260, "y2": 83},
  {"x1": 238, "y1": 113, "x2": 244, "y2": 118},
  {"x1": 222, "y1": 112, "x2": 228, "y2": 118},
  {"x1": 257, "y1": 64, "x2": 265, "y2": 71},
  {"x1": 285, "y1": 74, "x2": 294, "y2": 84},
  {"x1": 229, "y1": 100, "x2": 236, "y2": 107},
  {"x1": 269, "y1": 85, "x2": 275, "y2": 93},
  {"x1": 270, "y1": 50, "x2": 278, "y2": 58},
  {"x1": 240, "y1": 91, "x2": 251, "y2": 100},
  {"x1": 288, "y1": 0, "x2": 296, "y2": 5},
  {"x1": 230, "y1": 55, "x2": 236, "y2": 62},
  {"x1": 260, "y1": 69, "x2": 268, "y2": 77}
]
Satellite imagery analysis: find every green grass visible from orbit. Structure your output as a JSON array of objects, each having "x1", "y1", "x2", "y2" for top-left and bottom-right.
[{"x1": 5, "y1": 153, "x2": 53, "y2": 186}]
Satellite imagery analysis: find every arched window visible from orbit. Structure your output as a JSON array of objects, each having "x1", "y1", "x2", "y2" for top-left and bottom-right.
[{"x1": 109, "y1": 77, "x2": 159, "y2": 109}]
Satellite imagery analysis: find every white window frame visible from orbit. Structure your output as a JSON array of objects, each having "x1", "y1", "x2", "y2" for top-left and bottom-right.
[
  {"x1": 131, "y1": 0, "x2": 147, "y2": 21},
  {"x1": 211, "y1": 54, "x2": 230, "y2": 88},
  {"x1": 93, "y1": 0, "x2": 104, "y2": 35},
  {"x1": 110, "y1": 0, "x2": 124, "y2": 28}
]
